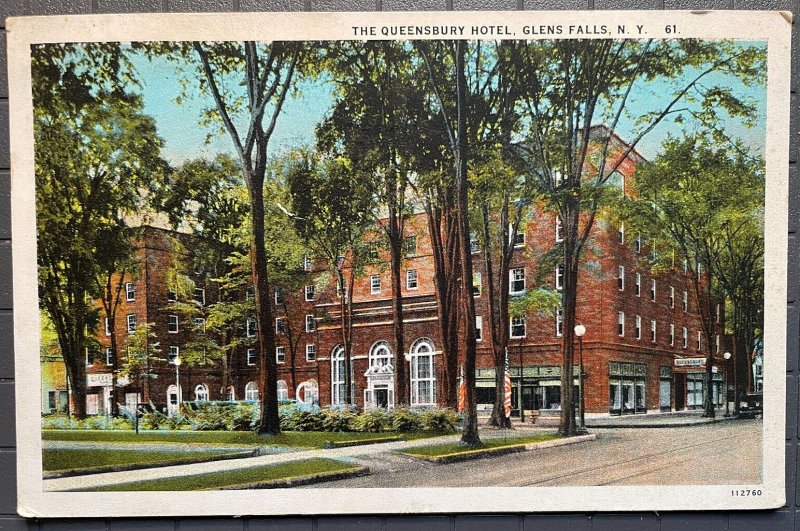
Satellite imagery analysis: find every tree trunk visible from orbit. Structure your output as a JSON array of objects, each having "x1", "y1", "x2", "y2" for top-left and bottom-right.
[
  {"x1": 388, "y1": 219, "x2": 407, "y2": 406},
  {"x1": 559, "y1": 200, "x2": 579, "y2": 437}
]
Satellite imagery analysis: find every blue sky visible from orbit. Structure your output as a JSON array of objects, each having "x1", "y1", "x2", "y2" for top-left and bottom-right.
[{"x1": 125, "y1": 41, "x2": 767, "y2": 166}]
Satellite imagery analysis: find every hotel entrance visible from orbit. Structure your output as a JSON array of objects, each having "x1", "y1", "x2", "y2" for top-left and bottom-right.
[{"x1": 608, "y1": 361, "x2": 647, "y2": 415}]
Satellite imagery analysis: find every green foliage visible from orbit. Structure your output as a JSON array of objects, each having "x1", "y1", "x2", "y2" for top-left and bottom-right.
[
  {"x1": 390, "y1": 408, "x2": 422, "y2": 433},
  {"x1": 41, "y1": 415, "x2": 133, "y2": 431},
  {"x1": 320, "y1": 408, "x2": 357, "y2": 432},
  {"x1": 352, "y1": 409, "x2": 390, "y2": 433},
  {"x1": 418, "y1": 409, "x2": 459, "y2": 433},
  {"x1": 184, "y1": 402, "x2": 259, "y2": 431}
]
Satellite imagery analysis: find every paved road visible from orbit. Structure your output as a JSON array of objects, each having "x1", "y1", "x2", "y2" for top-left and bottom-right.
[{"x1": 307, "y1": 419, "x2": 762, "y2": 488}]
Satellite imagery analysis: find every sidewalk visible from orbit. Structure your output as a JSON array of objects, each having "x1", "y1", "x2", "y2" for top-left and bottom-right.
[{"x1": 491, "y1": 409, "x2": 733, "y2": 429}]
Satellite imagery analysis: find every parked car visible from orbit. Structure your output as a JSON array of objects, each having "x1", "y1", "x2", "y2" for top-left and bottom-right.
[{"x1": 738, "y1": 393, "x2": 763, "y2": 419}]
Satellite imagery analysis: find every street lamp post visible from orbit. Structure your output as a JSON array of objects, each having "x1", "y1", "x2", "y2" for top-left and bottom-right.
[
  {"x1": 723, "y1": 351, "x2": 732, "y2": 418},
  {"x1": 174, "y1": 356, "x2": 182, "y2": 416},
  {"x1": 574, "y1": 324, "x2": 587, "y2": 435}
]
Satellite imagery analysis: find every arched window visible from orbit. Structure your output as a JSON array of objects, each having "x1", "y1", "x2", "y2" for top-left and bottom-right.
[
  {"x1": 297, "y1": 380, "x2": 319, "y2": 405},
  {"x1": 245, "y1": 381, "x2": 259, "y2": 402},
  {"x1": 194, "y1": 383, "x2": 209, "y2": 402},
  {"x1": 369, "y1": 340, "x2": 393, "y2": 369},
  {"x1": 277, "y1": 380, "x2": 289, "y2": 402},
  {"x1": 225, "y1": 386, "x2": 235, "y2": 401},
  {"x1": 331, "y1": 345, "x2": 346, "y2": 406},
  {"x1": 410, "y1": 338, "x2": 436, "y2": 406}
]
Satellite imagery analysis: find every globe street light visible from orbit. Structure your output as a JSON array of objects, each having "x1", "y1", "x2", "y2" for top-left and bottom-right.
[
  {"x1": 723, "y1": 351, "x2": 732, "y2": 417},
  {"x1": 574, "y1": 324, "x2": 587, "y2": 435}
]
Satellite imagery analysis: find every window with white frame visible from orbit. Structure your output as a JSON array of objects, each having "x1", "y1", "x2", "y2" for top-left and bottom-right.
[
  {"x1": 194, "y1": 288, "x2": 205, "y2": 306},
  {"x1": 104, "y1": 317, "x2": 111, "y2": 336},
  {"x1": 248, "y1": 318, "x2": 258, "y2": 337},
  {"x1": 225, "y1": 386, "x2": 236, "y2": 401},
  {"x1": 331, "y1": 345, "x2": 346, "y2": 406},
  {"x1": 634, "y1": 234, "x2": 642, "y2": 253},
  {"x1": 650, "y1": 279, "x2": 657, "y2": 301},
  {"x1": 617, "y1": 223, "x2": 625, "y2": 244},
  {"x1": 168, "y1": 314, "x2": 179, "y2": 333},
  {"x1": 306, "y1": 344, "x2": 316, "y2": 361},
  {"x1": 697, "y1": 331, "x2": 702, "y2": 351},
  {"x1": 305, "y1": 314, "x2": 316, "y2": 332},
  {"x1": 275, "y1": 288, "x2": 284, "y2": 306},
  {"x1": 716, "y1": 303, "x2": 721, "y2": 323},
  {"x1": 194, "y1": 383, "x2": 209, "y2": 402},
  {"x1": 618, "y1": 312, "x2": 625, "y2": 336},
  {"x1": 277, "y1": 380, "x2": 289, "y2": 401},
  {"x1": 682, "y1": 291, "x2": 688, "y2": 312},
  {"x1": 510, "y1": 316, "x2": 526, "y2": 338},
  {"x1": 245, "y1": 381, "x2": 259, "y2": 401},
  {"x1": 650, "y1": 320, "x2": 657, "y2": 342},
  {"x1": 168, "y1": 346, "x2": 179, "y2": 364},
  {"x1": 555, "y1": 264, "x2": 564, "y2": 291},
  {"x1": 105, "y1": 347, "x2": 114, "y2": 366},
  {"x1": 475, "y1": 316, "x2": 483, "y2": 342},
  {"x1": 369, "y1": 340, "x2": 392, "y2": 368},
  {"x1": 125, "y1": 282, "x2": 135, "y2": 301},
  {"x1": 305, "y1": 285, "x2": 315, "y2": 301},
  {"x1": 303, "y1": 255, "x2": 313, "y2": 272},
  {"x1": 245, "y1": 286, "x2": 254, "y2": 300},
  {"x1": 716, "y1": 334, "x2": 720, "y2": 354},
  {"x1": 555, "y1": 216, "x2": 564, "y2": 242},
  {"x1": 194, "y1": 318, "x2": 206, "y2": 334},
  {"x1": 470, "y1": 232, "x2": 480, "y2": 253},
  {"x1": 275, "y1": 318, "x2": 285, "y2": 334},
  {"x1": 670, "y1": 323, "x2": 675, "y2": 346},
  {"x1": 472, "y1": 272, "x2": 482, "y2": 296},
  {"x1": 618, "y1": 265, "x2": 625, "y2": 290},
  {"x1": 276, "y1": 346, "x2": 285, "y2": 363},
  {"x1": 406, "y1": 269, "x2": 418, "y2": 290},
  {"x1": 556, "y1": 307, "x2": 564, "y2": 337},
  {"x1": 247, "y1": 348, "x2": 257, "y2": 366},
  {"x1": 510, "y1": 268, "x2": 526, "y2": 294},
  {"x1": 410, "y1": 338, "x2": 436, "y2": 406},
  {"x1": 651, "y1": 240, "x2": 658, "y2": 260},
  {"x1": 682, "y1": 327, "x2": 688, "y2": 348},
  {"x1": 370, "y1": 275, "x2": 381, "y2": 295},
  {"x1": 167, "y1": 286, "x2": 177, "y2": 302},
  {"x1": 511, "y1": 223, "x2": 525, "y2": 247},
  {"x1": 635, "y1": 273, "x2": 641, "y2": 297},
  {"x1": 126, "y1": 314, "x2": 136, "y2": 334},
  {"x1": 635, "y1": 315, "x2": 642, "y2": 340},
  {"x1": 404, "y1": 235, "x2": 418, "y2": 256},
  {"x1": 670, "y1": 286, "x2": 675, "y2": 308}
]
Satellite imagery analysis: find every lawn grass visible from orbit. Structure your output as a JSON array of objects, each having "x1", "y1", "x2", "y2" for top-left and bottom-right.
[
  {"x1": 43, "y1": 448, "x2": 248, "y2": 473},
  {"x1": 399, "y1": 434, "x2": 560, "y2": 458},
  {"x1": 86, "y1": 458, "x2": 361, "y2": 491},
  {"x1": 42, "y1": 429, "x2": 443, "y2": 448}
]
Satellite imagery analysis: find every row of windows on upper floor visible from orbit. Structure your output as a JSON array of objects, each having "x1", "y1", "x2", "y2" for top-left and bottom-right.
[{"x1": 119, "y1": 283, "x2": 208, "y2": 306}]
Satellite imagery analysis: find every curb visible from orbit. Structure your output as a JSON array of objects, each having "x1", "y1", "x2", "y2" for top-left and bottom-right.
[
  {"x1": 524, "y1": 433, "x2": 597, "y2": 449},
  {"x1": 43, "y1": 450, "x2": 258, "y2": 479},
  {"x1": 323, "y1": 436, "x2": 403, "y2": 449},
  {"x1": 218, "y1": 465, "x2": 371, "y2": 489},
  {"x1": 588, "y1": 420, "x2": 718, "y2": 429}
]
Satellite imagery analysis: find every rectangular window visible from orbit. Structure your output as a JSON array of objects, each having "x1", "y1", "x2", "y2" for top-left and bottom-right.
[
  {"x1": 105, "y1": 347, "x2": 114, "y2": 366},
  {"x1": 370, "y1": 275, "x2": 381, "y2": 295},
  {"x1": 683, "y1": 258, "x2": 689, "y2": 274},
  {"x1": 247, "y1": 318, "x2": 258, "y2": 337},
  {"x1": 618, "y1": 265, "x2": 625, "y2": 291},
  {"x1": 247, "y1": 348, "x2": 257, "y2": 366},
  {"x1": 634, "y1": 234, "x2": 641, "y2": 253},
  {"x1": 305, "y1": 284, "x2": 315, "y2": 301},
  {"x1": 617, "y1": 223, "x2": 625, "y2": 244},
  {"x1": 716, "y1": 303, "x2": 721, "y2": 323},
  {"x1": 650, "y1": 279, "x2": 657, "y2": 301},
  {"x1": 669, "y1": 286, "x2": 675, "y2": 308},
  {"x1": 167, "y1": 287, "x2": 177, "y2": 302},
  {"x1": 618, "y1": 312, "x2": 625, "y2": 337},
  {"x1": 555, "y1": 216, "x2": 564, "y2": 243},
  {"x1": 697, "y1": 331, "x2": 702, "y2": 351},
  {"x1": 168, "y1": 315, "x2": 179, "y2": 333},
  {"x1": 104, "y1": 317, "x2": 111, "y2": 336},
  {"x1": 510, "y1": 316, "x2": 526, "y2": 338},
  {"x1": 470, "y1": 232, "x2": 480, "y2": 254},
  {"x1": 303, "y1": 255, "x2": 312, "y2": 272},
  {"x1": 125, "y1": 282, "x2": 135, "y2": 301},
  {"x1": 683, "y1": 291, "x2": 688, "y2": 312},
  {"x1": 306, "y1": 344, "x2": 316, "y2": 361},
  {"x1": 406, "y1": 269, "x2": 418, "y2": 290},
  {"x1": 275, "y1": 318, "x2": 285, "y2": 334},
  {"x1": 650, "y1": 320, "x2": 657, "y2": 342},
  {"x1": 635, "y1": 273, "x2": 641, "y2": 297},
  {"x1": 555, "y1": 264, "x2": 564, "y2": 291},
  {"x1": 670, "y1": 323, "x2": 675, "y2": 346},
  {"x1": 556, "y1": 308, "x2": 564, "y2": 337},
  {"x1": 275, "y1": 288, "x2": 284, "y2": 306},
  {"x1": 511, "y1": 223, "x2": 525, "y2": 247},
  {"x1": 168, "y1": 346, "x2": 179, "y2": 364},
  {"x1": 126, "y1": 314, "x2": 136, "y2": 334},
  {"x1": 367, "y1": 242, "x2": 380, "y2": 262},
  {"x1": 194, "y1": 318, "x2": 206, "y2": 334},
  {"x1": 404, "y1": 235, "x2": 417, "y2": 256},
  {"x1": 472, "y1": 272, "x2": 481, "y2": 297},
  {"x1": 682, "y1": 327, "x2": 688, "y2": 349},
  {"x1": 635, "y1": 315, "x2": 641, "y2": 340},
  {"x1": 651, "y1": 240, "x2": 658, "y2": 261},
  {"x1": 193, "y1": 288, "x2": 205, "y2": 306},
  {"x1": 305, "y1": 314, "x2": 316, "y2": 332},
  {"x1": 510, "y1": 268, "x2": 526, "y2": 294},
  {"x1": 475, "y1": 316, "x2": 483, "y2": 342},
  {"x1": 716, "y1": 334, "x2": 720, "y2": 354},
  {"x1": 276, "y1": 346, "x2": 285, "y2": 363}
]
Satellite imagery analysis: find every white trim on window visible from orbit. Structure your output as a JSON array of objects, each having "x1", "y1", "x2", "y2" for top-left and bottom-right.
[
  {"x1": 194, "y1": 288, "x2": 205, "y2": 306},
  {"x1": 635, "y1": 315, "x2": 642, "y2": 340},
  {"x1": 276, "y1": 346, "x2": 286, "y2": 363},
  {"x1": 618, "y1": 312, "x2": 625, "y2": 337},
  {"x1": 306, "y1": 344, "x2": 316, "y2": 361},
  {"x1": 556, "y1": 307, "x2": 564, "y2": 337},
  {"x1": 125, "y1": 282, "x2": 135, "y2": 302},
  {"x1": 406, "y1": 269, "x2": 418, "y2": 290},
  {"x1": 510, "y1": 316, "x2": 526, "y2": 338},
  {"x1": 510, "y1": 268, "x2": 526, "y2": 295},
  {"x1": 168, "y1": 345, "x2": 179, "y2": 364},
  {"x1": 305, "y1": 314, "x2": 316, "y2": 332},
  {"x1": 168, "y1": 314, "x2": 179, "y2": 334},
  {"x1": 618, "y1": 265, "x2": 625, "y2": 291},
  {"x1": 126, "y1": 313, "x2": 136, "y2": 334},
  {"x1": 305, "y1": 285, "x2": 315, "y2": 301},
  {"x1": 650, "y1": 320, "x2": 657, "y2": 343},
  {"x1": 475, "y1": 316, "x2": 483, "y2": 342},
  {"x1": 555, "y1": 264, "x2": 564, "y2": 291},
  {"x1": 247, "y1": 348, "x2": 257, "y2": 366},
  {"x1": 370, "y1": 274, "x2": 381, "y2": 295}
]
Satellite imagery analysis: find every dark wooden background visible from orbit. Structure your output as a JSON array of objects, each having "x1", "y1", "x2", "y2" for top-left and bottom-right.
[{"x1": 0, "y1": 0, "x2": 796, "y2": 529}]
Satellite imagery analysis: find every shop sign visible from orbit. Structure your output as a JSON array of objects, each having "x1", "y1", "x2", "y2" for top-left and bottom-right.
[
  {"x1": 659, "y1": 366, "x2": 673, "y2": 378},
  {"x1": 87, "y1": 373, "x2": 113, "y2": 387},
  {"x1": 674, "y1": 357, "x2": 705, "y2": 367},
  {"x1": 609, "y1": 361, "x2": 646, "y2": 377}
]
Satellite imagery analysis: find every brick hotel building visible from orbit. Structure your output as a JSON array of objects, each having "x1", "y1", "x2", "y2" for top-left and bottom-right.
[{"x1": 45, "y1": 130, "x2": 730, "y2": 418}]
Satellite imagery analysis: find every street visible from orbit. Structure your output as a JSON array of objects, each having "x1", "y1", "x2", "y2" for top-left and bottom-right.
[{"x1": 309, "y1": 419, "x2": 762, "y2": 488}]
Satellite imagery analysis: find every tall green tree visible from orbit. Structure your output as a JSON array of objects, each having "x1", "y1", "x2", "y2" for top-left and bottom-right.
[
  {"x1": 34, "y1": 43, "x2": 167, "y2": 418},
  {"x1": 509, "y1": 38, "x2": 766, "y2": 434}
]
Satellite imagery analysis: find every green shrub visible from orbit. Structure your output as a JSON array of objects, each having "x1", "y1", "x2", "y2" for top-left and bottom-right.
[
  {"x1": 227, "y1": 403, "x2": 258, "y2": 431},
  {"x1": 419, "y1": 409, "x2": 458, "y2": 433},
  {"x1": 353, "y1": 409, "x2": 390, "y2": 432},
  {"x1": 139, "y1": 410, "x2": 169, "y2": 430},
  {"x1": 391, "y1": 408, "x2": 421, "y2": 433},
  {"x1": 186, "y1": 403, "x2": 229, "y2": 431},
  {"x1": 320, "y1": 408, "x2": 355, "y2": 432},
  {"x1": 42, "y1": 414, "x2": 133, "y2": 430}
]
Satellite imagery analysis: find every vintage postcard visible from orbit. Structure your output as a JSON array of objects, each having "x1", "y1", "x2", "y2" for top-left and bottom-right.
[{"x1": 8, "y1": 10, "x2": 791, "y2": 517}]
